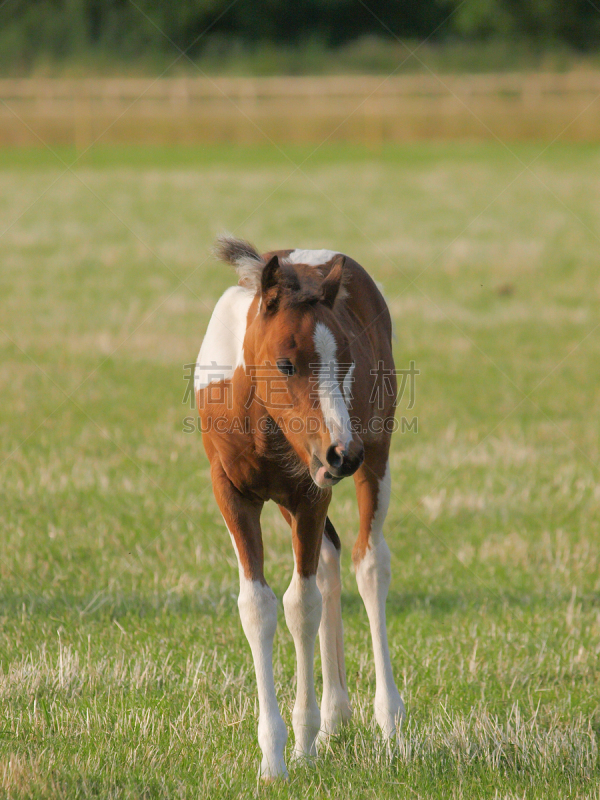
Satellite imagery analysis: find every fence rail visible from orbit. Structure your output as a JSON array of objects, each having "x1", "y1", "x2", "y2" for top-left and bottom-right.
[{"x1": 1, "y1": 73, "x2": 599, "y2": 146}]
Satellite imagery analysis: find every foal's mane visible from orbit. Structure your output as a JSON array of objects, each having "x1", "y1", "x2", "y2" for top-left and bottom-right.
[{"x1": 213, "y1": 233, "x2": 346, "y2": 307}]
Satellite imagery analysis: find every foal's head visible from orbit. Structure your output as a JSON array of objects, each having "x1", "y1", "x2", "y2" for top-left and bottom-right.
[{"x1": 249, "y1": 254, "x2": 365, "y2": 488}]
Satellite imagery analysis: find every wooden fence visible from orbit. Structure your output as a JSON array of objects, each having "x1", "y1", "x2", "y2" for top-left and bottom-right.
[{"x1": 1, "y1": 73, "x2": 600, "y2": 147}]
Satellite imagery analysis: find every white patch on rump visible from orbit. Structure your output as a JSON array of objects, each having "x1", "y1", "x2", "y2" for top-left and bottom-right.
[
  {"x1": 195, "y1": 286, "x2": 254, "y2": 391},
  {"x1": 287, "y1": 248, "x2": 339, "y2": 266},
  {"x1": 313, "y1": 322, "x2": 352, "y2": 447}
]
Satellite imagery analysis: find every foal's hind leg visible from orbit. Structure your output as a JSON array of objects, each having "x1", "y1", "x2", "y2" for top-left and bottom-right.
[
  {"x1": 353, "y1": 452, "x2": 405, "y2": 737},
  {"x1": 278, "y1": 508, "x2": 352, "y2": 743},
  {"x1": 282, "y1": 503, "x2": 326, "y2": 760},
  {"x1": 316, "y1": 518, "x2": 352, "y2": 741}
]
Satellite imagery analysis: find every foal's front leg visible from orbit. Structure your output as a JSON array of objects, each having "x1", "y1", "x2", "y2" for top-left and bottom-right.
[
  {"x1": 353, "y1": 458, "x2": 405, "y2": 737},
  {"x1": 212, "y1": 465, "x2": 287, "y2": 780},
  {"x1": 283, "y1": 504, "x2": 326, "y2": 760}
]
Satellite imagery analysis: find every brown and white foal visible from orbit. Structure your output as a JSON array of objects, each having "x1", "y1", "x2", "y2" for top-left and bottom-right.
[{"x1": 195, "y1": 236, "x2": 404, "y2": 779}]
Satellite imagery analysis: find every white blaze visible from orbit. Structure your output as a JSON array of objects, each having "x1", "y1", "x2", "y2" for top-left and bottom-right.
[{"x1": 313, "y1": 322, "x2": 352, "y2": 448}]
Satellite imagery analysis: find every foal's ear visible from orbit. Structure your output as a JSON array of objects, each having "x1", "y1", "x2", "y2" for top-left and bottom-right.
[
  {"x1": 321, "y1": 255, "x2": 346, "y2": 308},
  {"x1": 261, "y1": 255, "x2": 301, "y2": 312},
  {"x1": 261, "y1": 254, "x2": 280, "y2": 298},
  {"x1": 261, "y1": 255, "x2": 285, "y2": 312}
]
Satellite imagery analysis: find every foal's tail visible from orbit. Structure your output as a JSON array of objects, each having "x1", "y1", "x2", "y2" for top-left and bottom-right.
[
  {"x1": 213, "y1": 233, "x2": 262, "y2": 265},
  {"x1": 213, "y1": 233, "x2": 266, "y2": 291}
]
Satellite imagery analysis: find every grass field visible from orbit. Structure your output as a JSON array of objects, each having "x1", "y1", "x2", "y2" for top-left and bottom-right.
[{"x1": 1, "y1": 142, "x2": 599, "y2": 798}]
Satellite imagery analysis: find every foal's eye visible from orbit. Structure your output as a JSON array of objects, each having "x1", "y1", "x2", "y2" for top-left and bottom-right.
[{"x1": 276, "y1": 359, "x2": 295, "y2": 376}]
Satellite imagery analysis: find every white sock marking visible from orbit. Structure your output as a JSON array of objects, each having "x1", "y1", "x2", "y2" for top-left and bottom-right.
[
  {"x1": 316, "y1": 535, "x2": 352, "y2": 738},
  {"x1": 354, "y1": 462, "x2": 405, "y2": 737},
  {"x1": 227, "y1": 527, "x2": 287, "y2": 779},
  {"x1": 283, "y1": 573, "x2": 322, "y2": 758}
]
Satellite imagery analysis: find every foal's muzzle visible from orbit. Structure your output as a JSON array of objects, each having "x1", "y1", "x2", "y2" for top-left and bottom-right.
[
  {"x1": 325, "y1": 441, "x2": 365, "y2": 478},
  {"x1": 311, "y1": 440, "x2": 365, "y2": 487}
]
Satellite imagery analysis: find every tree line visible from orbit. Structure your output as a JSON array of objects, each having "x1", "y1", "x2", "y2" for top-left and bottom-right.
[{"x1": 2, "y1": 0, "x2": 599, "y2": 73}]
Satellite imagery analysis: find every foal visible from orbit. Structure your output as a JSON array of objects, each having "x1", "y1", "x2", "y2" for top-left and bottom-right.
[{"x1": 195, "y1": 236, "x2": 404, "y2": 778}]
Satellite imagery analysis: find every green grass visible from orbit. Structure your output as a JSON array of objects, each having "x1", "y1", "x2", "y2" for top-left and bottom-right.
[{"x1": 1, "y1": 142, "x2": 599, "y2": 798}]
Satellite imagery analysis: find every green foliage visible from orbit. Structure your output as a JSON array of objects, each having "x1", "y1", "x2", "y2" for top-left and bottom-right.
[
  {"x1": 1, "y1": 0, "x2": 600, "y2": 75},
  {"x1": 449, "y1": 0, "x2": 600, "y2": 48}
]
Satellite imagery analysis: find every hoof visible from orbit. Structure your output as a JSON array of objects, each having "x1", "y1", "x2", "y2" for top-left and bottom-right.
[
  {"x1": 258, "y1": 714, "x2": 288, "y2": 780},
  {"x1": 259, "y1": 761, "x2": 288, "y2": 782},
  {"x1": 290, "y1": 710, "x2": 320, "y2": 761},
  {"x1": 289, "y1": 748, "x2": 317, "y2": 766},
  {"x1": 316, "y1": 697, "x2": 353, "y2": 748},
  {"x1": 375, "y1": 693, "x2": 405, "y2": 738}
]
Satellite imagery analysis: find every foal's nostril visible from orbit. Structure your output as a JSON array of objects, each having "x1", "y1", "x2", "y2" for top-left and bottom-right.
[{"x1": 326, "y1": 444, "x2": 343, "y2": 470}]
